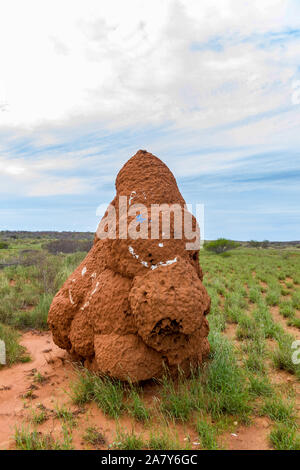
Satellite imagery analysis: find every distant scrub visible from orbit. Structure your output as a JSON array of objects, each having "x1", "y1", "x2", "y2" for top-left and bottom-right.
[
  {"x1": 205, "y1": 238, "x2": 240, "y2": 254},
  {"x1": 44, "y1": 239, "x2": 92, "y2": 254}
]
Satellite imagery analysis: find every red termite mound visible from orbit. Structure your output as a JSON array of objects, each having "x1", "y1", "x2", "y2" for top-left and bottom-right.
[{"x1": 48, "y1": 150, "x2": 210, "y2": 382}]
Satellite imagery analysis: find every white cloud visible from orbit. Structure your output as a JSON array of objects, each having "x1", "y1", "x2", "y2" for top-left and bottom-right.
[
  {"x1": 0, "y1": 0, "x2": 297, "y2": 135},
  {"x1": 28, "y1": 178, "x2": 90, "y2": 196},
  {"x1": 0, "y1": 0, "x2": 299, "y2": 203},
  {"x1": 5, "y1": 165, "x2": 25, "y2": 176}
]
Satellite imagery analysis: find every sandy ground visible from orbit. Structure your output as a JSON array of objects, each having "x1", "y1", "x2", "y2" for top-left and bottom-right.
[{"x1": 0, "y1": 331, "x2": 282, "y2": 451}]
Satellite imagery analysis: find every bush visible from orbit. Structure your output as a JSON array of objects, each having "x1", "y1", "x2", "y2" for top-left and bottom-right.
[
  {"x1": 0, "y1": 242, "x2": 9, "y2": 249},
  {"x1": 249, "y1": 240, "x2": 260, "y2": 248},
  {"x1": 261, "y1": 240, "x2": 270, "y2": 249},
  {"x1": 205, "y1": 238, "x2": 239, "y2": 254}
]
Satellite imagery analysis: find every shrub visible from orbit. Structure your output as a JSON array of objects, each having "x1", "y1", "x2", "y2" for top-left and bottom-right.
[
  {"x1": 248, "y1": 240, "x2": 260, "y2": 248},
  {"x1": 0, "y1": 242, "x2": 9, "y2": 249},
  {"x1": 205, "y1": 239, "x2": 239, "y2": 254}
]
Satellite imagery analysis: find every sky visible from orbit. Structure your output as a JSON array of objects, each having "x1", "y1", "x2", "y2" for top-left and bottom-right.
[{"x1": 0, "y1": 0, "x2": 300, "y2": 241}]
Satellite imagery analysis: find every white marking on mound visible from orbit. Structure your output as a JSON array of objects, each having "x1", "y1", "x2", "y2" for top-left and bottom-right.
[
  {"x1": 151, "y1": 257, "x2": 177, "y2": 271},
  {"x1": 81, "y1": 301, "x2": 90, "y2": 311},
  {"x1": 81, "y1": 266, "x2": 87, "y2": 276},
  {"x1": 69, "y1": 289, "x2": 75, "y2": 305},
  {"x1": 128, "y1": 246, "x2": 149, "y2": 268},
  {"x1": 90, "y1": 282, "x2": 99, "y2": 296},
  {"x1": 129, "y1": 191, "x2": 136, "y2": 205}
]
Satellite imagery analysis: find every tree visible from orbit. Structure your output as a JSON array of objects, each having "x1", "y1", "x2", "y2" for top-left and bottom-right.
[
  {"x1": 249, "y1": 240, "x2": 260, "y2": 248},
  {"x1": 205, "y1": 238, "x2": 240, "y2": 254}
]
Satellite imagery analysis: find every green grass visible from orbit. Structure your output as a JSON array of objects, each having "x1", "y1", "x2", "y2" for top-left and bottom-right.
[
  {"x1": 33, "y1": 371, "x2": 47, "y2": 384},
  {"x1": 195, "y1": 420, "x2": 219, "y2": 450},
  {"x1": 111, "y1": 428, "x2": 145, "y2": 450},
  {"x1": 0, "y1": 246, "x2": 87, "y2": 330},
  {"x1": 260, "y1": 396, "x2": 297, "y2": 426},
  {"x1": 159, "y1": 371, "x2": 195, "y2": 422},
  {"x1": 288, "y1": 317, "x2": 300, "y2": 329},
  {"x1": 126, "y1": 386, "x2": 150, "y2": 422},
  {"x1": 249, "y1": 287, "x2": 262, "y2": 303},
  {"x1": 112, "y1": 427, "x2": 187, "y2": 450},
  {"x1": 68, "y1": 366, "x2": 95, "y2": 405},
  {"x1": 69, "y1": 366, "x2": 125, "y2": 418},
  {"x1": 14, "y1": 425, "x2": 73, "y2": 450},
  {"x1": 14, "y1": 293, "x2": 54, "y2": 330},
  {"x1": 244, "y1": 351, "x2": 266, "y2": 374},
  {"x1": 272, "y1": 334, "x2": 300, "y2": 379},
  {"x1": 266, "y1": 289, "x2": 281, "y2": 306},
  {"x1": 279, "y1": 300, "x2": 295, "y2": 319},
  {"x1": 248, "y1": 375, "x2": 274, "y2": 398},
  {"x1": 93, "y1": 376, "x2": 124, "y2": 419},
  {"x1": 147, "y1": 429, "x2": 185, "y2": 450},
  {"x1": 54, "y1": 404, "x2": 76, "y2": 427},
  {"x1": 269, "y1": 424, "x2": 300, "y2": 450},
  {"x1": 292, "y1": 290, "x2": 300, "y2": 309},
  {"x1": 30, "y1": 408, "x2": 48, "y2": 425},
  {"x1": 203, "y1": 332, "x2": 251, "y2": 421}
]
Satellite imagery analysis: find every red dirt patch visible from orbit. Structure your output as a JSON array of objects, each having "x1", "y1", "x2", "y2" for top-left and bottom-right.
[{"x1": 222, "y1": 417, "x2": 272, "y2": 450}]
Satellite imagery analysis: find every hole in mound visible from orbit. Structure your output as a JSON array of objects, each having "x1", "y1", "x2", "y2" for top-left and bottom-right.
[{"x1": 151, "y1": 318, "x2": 181, "y2": 336}]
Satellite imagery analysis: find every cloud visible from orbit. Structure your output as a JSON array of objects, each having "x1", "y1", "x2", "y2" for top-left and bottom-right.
[
  {"x1": 27, "y1": 178, "x2": 91, "y2": 197},
  {"x1": 0, "y1": 0, "x2": 296, "y2": 131},
  {"x1": 0, "y1": 0, "x2": 299, "y2": 239}
]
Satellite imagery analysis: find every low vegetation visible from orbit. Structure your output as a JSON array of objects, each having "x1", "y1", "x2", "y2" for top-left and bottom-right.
[{"x1": 1, "y1": 235, "x2": 300, "y2": 450}]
